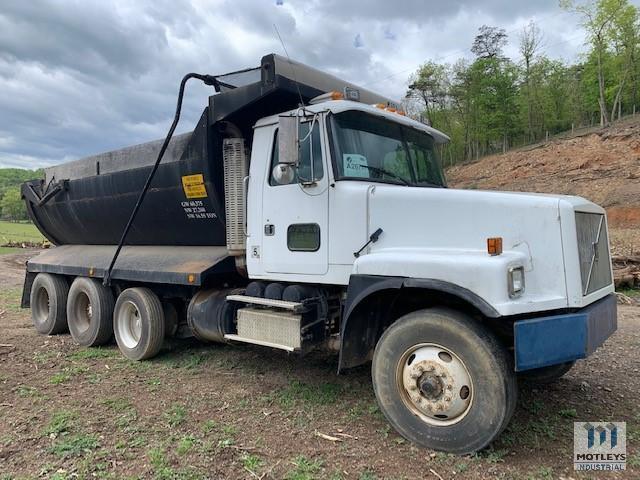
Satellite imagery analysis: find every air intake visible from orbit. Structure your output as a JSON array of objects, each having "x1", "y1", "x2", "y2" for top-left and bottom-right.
[{"x1": 223, "y1": 138, "x2": 248, "y2": 257}]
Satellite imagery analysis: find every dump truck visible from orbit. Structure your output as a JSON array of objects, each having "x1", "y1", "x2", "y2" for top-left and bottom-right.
[{"x1": 20, "y1": 53, "x2": 617, "y2": 454}]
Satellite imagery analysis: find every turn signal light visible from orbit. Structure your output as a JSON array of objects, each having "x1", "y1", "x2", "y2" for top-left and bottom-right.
[{"x1": 487, "y1": 237, "x2": 503, "y2": 256}]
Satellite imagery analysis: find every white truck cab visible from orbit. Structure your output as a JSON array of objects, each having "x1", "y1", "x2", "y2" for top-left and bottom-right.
[{"x1": 22, "y1": 54, "x2": 617, "y2": 454}]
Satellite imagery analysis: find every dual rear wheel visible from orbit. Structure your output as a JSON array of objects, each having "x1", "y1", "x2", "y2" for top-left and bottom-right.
[{"x1": 30, "y1": 273, "x2": 165, "y2": 360}]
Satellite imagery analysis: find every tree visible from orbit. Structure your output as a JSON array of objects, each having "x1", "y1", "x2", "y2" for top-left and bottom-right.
[
  {"x1": 471, "y1": 25, "x2": 508, "y2": 58},
  {"x1": 406, "y1": 62, "x2": 448, "y2": 126},
  {"x1": 519, "y1": 21, "x2": 544, "y2": 141},
  {"x1": 561, "y1": 0, "x2": 632, "y2": 126},
  {"x1": 1, "y1": 186, "x2": 28, "y2": 221},
  {"x1": 608, "y1": 1, "x2": 640, "y2": 119}
]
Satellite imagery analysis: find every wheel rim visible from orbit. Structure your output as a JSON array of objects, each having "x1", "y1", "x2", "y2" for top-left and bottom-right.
[
  {"x1": 396, "y1": 343, "x2": 474, "y2": 426},
  {"x1": 72, "y1": 292, "x2": 92, "y2": 333},
  {"x1": 117, "y1": 301, "x2": 142, "y2": 349},
  {"x1": 33, "y1": 286, "x2": 50, "y2": 326}
]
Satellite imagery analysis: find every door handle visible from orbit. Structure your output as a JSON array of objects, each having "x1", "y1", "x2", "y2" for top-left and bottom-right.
[{"x1": 264, "y1": 224, "x2": 275, "y2": 236}]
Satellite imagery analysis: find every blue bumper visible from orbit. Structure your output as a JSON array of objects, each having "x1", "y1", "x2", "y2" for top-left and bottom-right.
[{"x1": 514, "y1": 293, "x2": 617, "y2": 371}]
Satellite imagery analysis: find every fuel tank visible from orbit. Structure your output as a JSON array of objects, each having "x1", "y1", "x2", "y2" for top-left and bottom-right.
[{"x1": 22, "y1": 108, "x2": 228, "y2": 246}]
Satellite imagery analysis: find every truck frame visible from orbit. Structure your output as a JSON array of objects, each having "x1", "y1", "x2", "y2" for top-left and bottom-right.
[{"x1": 20, "y1": 54, "x2": 617, "y2": 454}]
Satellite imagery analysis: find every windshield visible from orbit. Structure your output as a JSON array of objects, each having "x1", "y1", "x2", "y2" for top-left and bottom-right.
[{"x1": 329, "y1": 110, "x2": 446, "y2": 187}]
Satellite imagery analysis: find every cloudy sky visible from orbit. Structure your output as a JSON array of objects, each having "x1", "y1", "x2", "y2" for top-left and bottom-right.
[{"x1": 1, "y1": 0, "x2": 637, "y2": 169}]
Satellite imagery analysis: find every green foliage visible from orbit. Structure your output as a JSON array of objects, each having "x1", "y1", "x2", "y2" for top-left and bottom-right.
[
  {"x1": 406, "y1": 7, "x2": 640, "y2": 165},
  {"x1": 0, "y1": 186, "x2": 27, "y2": 221},
  {"x1": 0, "y1": 168, "x2": 42, "y2": 198},
  {"x1": 0, "y1": 168, "x2": 42, "y2": 221}
]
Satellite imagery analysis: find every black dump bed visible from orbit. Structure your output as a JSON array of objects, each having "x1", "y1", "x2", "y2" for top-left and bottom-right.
[{"x1": 21, "y1": 53, "x2": 397, "y2": 286}]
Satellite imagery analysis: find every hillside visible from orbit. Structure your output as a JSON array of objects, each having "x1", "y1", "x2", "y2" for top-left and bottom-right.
[{"x1": 446, "y1": 116, "x2": 640, "y2": 256}]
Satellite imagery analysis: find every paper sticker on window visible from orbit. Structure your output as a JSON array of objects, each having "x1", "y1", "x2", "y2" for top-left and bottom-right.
[{"x1": 343, "y1": 154, "x2": 369, "y2": 178}]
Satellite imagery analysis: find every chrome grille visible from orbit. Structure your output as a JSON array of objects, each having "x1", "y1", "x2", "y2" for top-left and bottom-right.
[{"x1": 575, "y1": 212, "x2": 612, "y2": 295}]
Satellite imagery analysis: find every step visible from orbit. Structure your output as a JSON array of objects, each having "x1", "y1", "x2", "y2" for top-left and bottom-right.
[
  {"x1": 223, "y1": 334, "x2": 296, "y2": 352},
  {"x1": 226, "y1": 294, "x2": 305, "y2": 312}
]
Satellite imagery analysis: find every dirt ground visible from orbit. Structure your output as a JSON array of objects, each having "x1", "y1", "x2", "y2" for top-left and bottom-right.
[
  {"x1": 446, "y1": 115, "x2": 640, "y2": 233},
  {"x1": 0, "y1": 251, "x2": 639, "y2": 480}
]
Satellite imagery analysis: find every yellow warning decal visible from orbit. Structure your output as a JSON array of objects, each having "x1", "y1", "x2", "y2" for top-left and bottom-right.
[{"x1": 181, "y1": 174, "x2": 208, "y2": 199}]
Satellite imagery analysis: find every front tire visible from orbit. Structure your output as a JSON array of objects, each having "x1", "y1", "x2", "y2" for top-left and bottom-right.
[
  {"x1": 372, "y1": 308, "x2": 517, "y2": 454},
  {"x1": 30, "y1": 273, "x2": 69, "y2": 335},
  {"x1": 114, "y1": 288, "x2": 165, "y2": 360},
  {"x1": 67, "y1": 277, "x2": 114, "y2": 346}
]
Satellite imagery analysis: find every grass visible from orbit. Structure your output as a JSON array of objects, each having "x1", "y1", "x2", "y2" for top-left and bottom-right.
[
  {"x1": 617, "y1": 287, "x2": 640, "y2": 298},
  {"x1": 177, "y1": 435, "x2": 196, "y2": 455},
  {"x1": 273, "y1": 380, "x2": 341, "y2": 409},
  {"x1": 49, "y1": 366, "x2": 87, "y2": 385},
  {"x1": 0, "y1": 286, "x2": 22, "y2": 312},
  {"x1": 44, "y1": 410, "x2": 76, "y2": 436},
  {"x1": 242, "y1": 453, "x2": 263, "y2": 474},
  {"x1": 148, "y1": 447, "x2": 204, "y2": 480},
  {"x1": 0, "y1": 220, "x2": 45, "y2": 244},
  {"x1": 165, "y1": 404, "x2": 187, "y2": 428},
  {"x1": 67, "y1": 347, "x2": 119, "y2": 360},
  {"x1": 0, "y1": 246, "x2": 20, "y2": 255},
  {"x1": 285, "y1": 455, "x2": 324, "y2": 480},
  {"x1": 49, "y1": 434, "x2": 98, "y2": 458}
]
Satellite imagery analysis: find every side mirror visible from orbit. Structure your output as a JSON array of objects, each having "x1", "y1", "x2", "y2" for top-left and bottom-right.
[
  {"x1": 278, "y1": 116, "x2": 299, "y2": 165},
  {"x1": 272, "y1": 163, "x2": 295, "y2": 185}
]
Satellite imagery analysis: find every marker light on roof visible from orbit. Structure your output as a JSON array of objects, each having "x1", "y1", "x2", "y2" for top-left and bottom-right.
[{"x1": 309, "y1": 91, "x2": 344, "y2": 104}]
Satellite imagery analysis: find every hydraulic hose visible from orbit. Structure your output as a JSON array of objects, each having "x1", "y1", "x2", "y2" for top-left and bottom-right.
[{"x1": 103, "y1": 73, "x2": 219, "y2": 286}]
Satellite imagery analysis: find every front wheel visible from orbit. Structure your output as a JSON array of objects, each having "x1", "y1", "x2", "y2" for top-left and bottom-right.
[{"x1": 372, "y1": 308, "x2": 517, "y2": 454}]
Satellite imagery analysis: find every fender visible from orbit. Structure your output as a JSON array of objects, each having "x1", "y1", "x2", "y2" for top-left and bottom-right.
[{"x1": 338, "y1": 275, "x2": 500, "y2": 371}]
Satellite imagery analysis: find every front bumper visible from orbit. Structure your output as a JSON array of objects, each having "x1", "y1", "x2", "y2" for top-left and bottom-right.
[{"x1": 513, "y1": 293, "x2": 617, "y2": 371}]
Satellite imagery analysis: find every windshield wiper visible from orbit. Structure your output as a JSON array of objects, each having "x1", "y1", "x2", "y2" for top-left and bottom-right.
[{"x1": 357, "y1": 165, "x2": 412, "y2": 186}]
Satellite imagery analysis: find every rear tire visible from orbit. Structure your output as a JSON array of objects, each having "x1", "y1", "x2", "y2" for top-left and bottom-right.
[
  {"x1": 67, "y1": 277, "x2": 114, "y2": 346},
  {"x1": 30, "y1": 273, "x2": 69, "y2": 335},
  {"x1": 518, "y1": 361, "x2": 575, "y2": 384},
  {"x1": 114, "y1": 288, "x2": 165, "y2": 360},
  {"x1": 372, "y1": 308, "x2": 517, "y2": 454}
]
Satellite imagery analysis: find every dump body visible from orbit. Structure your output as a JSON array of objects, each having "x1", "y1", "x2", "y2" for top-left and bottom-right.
[
  {"x1": 23, "y1": 110, "x2": 227, "y2": 246},
  {"x1": 22, "y1": 53, "x2": 397, "y2": 248}
]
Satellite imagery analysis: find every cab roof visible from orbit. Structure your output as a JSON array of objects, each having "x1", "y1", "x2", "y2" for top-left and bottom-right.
[{"x1": 254, "y1": 100, "x2": 451, "y2": 144}]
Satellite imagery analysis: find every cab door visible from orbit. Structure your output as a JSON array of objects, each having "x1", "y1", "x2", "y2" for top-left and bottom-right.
[{"x1": 261, "y1": 117, "x2": 329, "y2": 275}]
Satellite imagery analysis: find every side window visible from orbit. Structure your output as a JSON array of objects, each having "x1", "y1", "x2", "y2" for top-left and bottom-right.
[
  {"x1": 269, "y1": 122, "x2": 324, "y2": 186},
  {"x1": 287, "y1": 224, "x2": 320, "y2": 252}
]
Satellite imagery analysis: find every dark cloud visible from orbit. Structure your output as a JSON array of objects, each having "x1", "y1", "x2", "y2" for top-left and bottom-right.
[{"x1": 0, "y1": 0, "x2": 622, "y2": 169}]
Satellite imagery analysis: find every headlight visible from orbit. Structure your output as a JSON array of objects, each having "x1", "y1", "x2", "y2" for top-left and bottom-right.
[{"x1": 508, "y1": 266, "x2": 525, "y2": 298}]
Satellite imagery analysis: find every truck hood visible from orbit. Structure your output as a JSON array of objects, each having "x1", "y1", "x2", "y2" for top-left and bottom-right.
[{"x1": 353, "y1": 185, "x2": 610, "y2": 316}]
